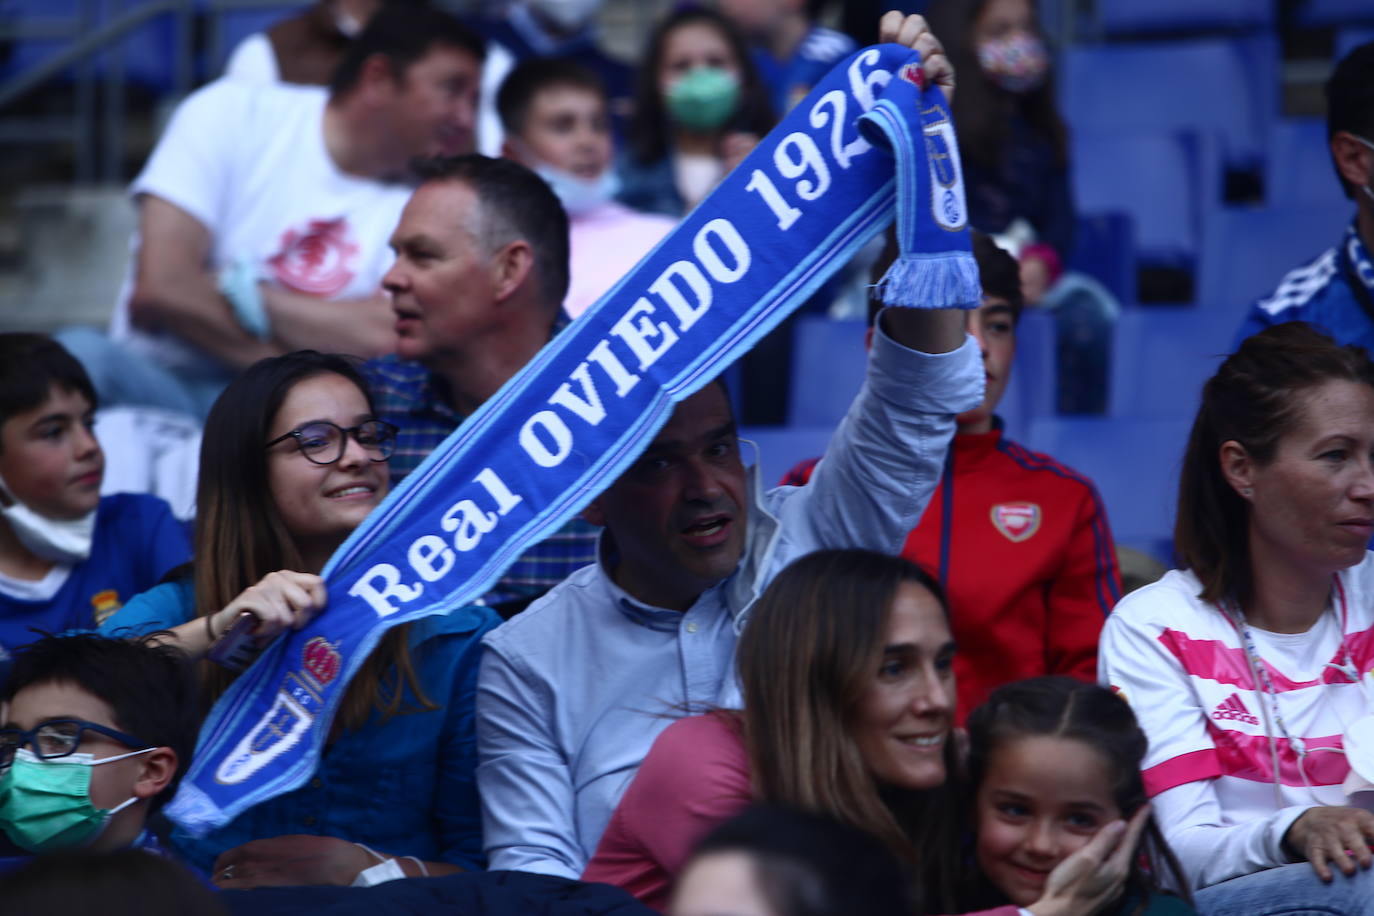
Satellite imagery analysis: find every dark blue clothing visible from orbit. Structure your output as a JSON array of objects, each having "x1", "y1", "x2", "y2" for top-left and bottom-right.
[
  {"x1": 101, "y1": 581, "x2": 500, "y2": 874},
  {"x1": 751, "y1": 25, "x2": 856, "y2": 114},
  {"x1": 1234, "y1": 220, "x2": 1374, "y2": 351},
  {"x1": 0, "y1": 493, "x2": 189, "y2": 655},
  {"x1": 222, "y1": 870, "x2": 656, "y2": 915},
  {"x1": 472, "y1": 5, "x2": 634, "y2": 143},
  {"x1": 964, "y1": 115, "x2": 1075, "y2": 259},
  {"x1": 615, "y1": 154, "x2": 684, "y2": 219}
]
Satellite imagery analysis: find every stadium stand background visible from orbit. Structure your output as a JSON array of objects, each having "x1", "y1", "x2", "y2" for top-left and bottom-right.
[{"x1": 0, "y1": 0, "x2": 1369, "y2": 566}]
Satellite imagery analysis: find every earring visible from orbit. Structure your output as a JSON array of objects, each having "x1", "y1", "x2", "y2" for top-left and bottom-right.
[{"x1": 1241, "y1": 487, "x2": 1253, "y2": 497}]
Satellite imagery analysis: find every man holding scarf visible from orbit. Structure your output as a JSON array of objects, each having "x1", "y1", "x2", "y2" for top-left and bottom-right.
[{"x1": 475, "y1": 11, "x2": 981, "y2": 880}]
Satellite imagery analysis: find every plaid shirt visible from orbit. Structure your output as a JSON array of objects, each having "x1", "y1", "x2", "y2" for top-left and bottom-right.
[{"x1": 362, "y1": 356, "x2": 599, "y2": 611}]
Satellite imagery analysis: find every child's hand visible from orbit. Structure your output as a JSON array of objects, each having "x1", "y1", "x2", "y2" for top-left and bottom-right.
[
  {"x1": 212, "y1": 570, "x2": 327, "y2": 643},
  {"x1": 1283, "y1": 805, "x2": 1374, "y2": 881},
  {"x1": 1027, "y1": 804, "x2": 1150, "y2": 916}
]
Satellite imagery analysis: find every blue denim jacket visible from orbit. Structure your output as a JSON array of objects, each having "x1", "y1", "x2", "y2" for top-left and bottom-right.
[
  {"x1": 476, "y1": 328, "x2": 984, "y2": 878},
  {"x1": 103, "y1": 581, "x2": 499, "y2": 874}
]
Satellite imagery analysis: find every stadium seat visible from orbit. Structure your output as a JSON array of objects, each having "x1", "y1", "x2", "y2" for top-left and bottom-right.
[
  {"x1": 1060, "y1": 37, "x2": 1278, "y2": 171},
  {"x1": 1298, "y1": 0, "x2": 1374, "y2": 28},
  {"x1": 1108, "y1": 307, "x2": 1233, "y2": 420},
  {"x1": 1266, "y1": 118, "x2": 1348, "y2": 208},
  {"x1": 1024, "y1": 415, "x2": 1192, "y2": 563},
  {"x1": 1097, "y1": 0, "x2": 1274, "y2": 36},
  {"x1": 1196, "y1": 203, "x2": 1349, "y2": 317},
  {"x1": 1072, "y1": 128, "x2": 1214, "y2": 277},
  {"x1": 1336, "y1": 26, "x2": 1374, "y2": 59},
  {"x1": 788, "y1": 316, "x2": 867, "y2": 429},
  {"x1": 739, "y1": 425, "x2": 838, "y2": 489}
]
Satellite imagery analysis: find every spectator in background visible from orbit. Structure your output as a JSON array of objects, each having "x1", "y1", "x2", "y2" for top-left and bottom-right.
[
  {"x1": 99, "y1": 351, "x2": 499, "y2": 884},
  {"x1": 928, "y1": 0, "x2": 1117, "y2": 414},
  {"x1": 469, "y1": 0, "x2": 633, "y2": 151},
  {"x1": 61, "y1": 6, "x2": 484, "y2": 419},
  {"x1": 1100, "y1": 323, "x2": 1374, "y2": 916},
  {"x1": 617, "y1": 7, "x2": 774, "y2": 218},
  {"x1": 222, "y1": 0, "x2": 397, "y2": 86},
  {"x1": 586, "y1": 549, "x2": 1147, "y2": 916},
  {"x1": 365, "y1": 154, "x2": 600, "y2": 613},
  {"x1": 925, "y1": 0, "x2": 1072, "y2": 274},
  {"x1": 498, "y1": 58, "x2": 675, "y2": 320},
  {"x1": 781, "y1": 234, "x2": 1119, "y2": 720},
  {"x1": 0, "y1": 335, "x2": 188, "y2": 654},
  {"x1": 669, "y1": 806, "x2": 912, "y2": 916},
  {"x1": 1234, "y1": 42, "x2": 1374, "y2": 353},
  {"x1": 718, "y1": 0, "x2": 855, "y2": 115},
  {"x1": 0, "y1": 634, "x2": 199, "y2": 861}
]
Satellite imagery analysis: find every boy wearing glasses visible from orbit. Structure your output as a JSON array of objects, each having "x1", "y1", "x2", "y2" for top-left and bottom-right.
[
  {"x1": 0, "y1": 633, "x2": 198, "y2": 860},
  {"x1": 0, "y1": 335, "x2": 190, "y2": 655}
]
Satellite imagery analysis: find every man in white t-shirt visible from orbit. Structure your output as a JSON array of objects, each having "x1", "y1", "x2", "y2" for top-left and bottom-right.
[
  {"x1": 64, "y1": 6, "x2": 484, "y2": 417},
  {"x1": 496, "y1": 57, "x2": 675, "y2": 320}
]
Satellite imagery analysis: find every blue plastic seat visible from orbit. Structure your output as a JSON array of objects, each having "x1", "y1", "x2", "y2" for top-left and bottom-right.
[
  {"x1": 1299, "y1": 0, "x2": 1374, "y2": 28},
  {"x1": 1336, "y1": 26, "x2": 1374, "y2": 59},
  {"x1": 1060, "y1": 37, "x2": 1277, "y2": 171},
  {"x1": 1266, "y1": 118, "x2": 1349, "y2": 208},
  {"x1": 1108, "y1": 307, "x2": 1234, "y2": 420},
  {"x1": 738, "y1": 426, "x2": 839, "y2": 488},
  {"x1": 788, "y1": 316, "x2": 868, "y2": 429},
  {"x1": 1097, "y1": 0, "x2": 1274, "y2": 35},
  {"x1": 1073, "y1": 128, "x2": 1212, "y2": 274},
  {"x1": 1024, "y1": 415, "x2": 1193, "y2": 563},
  {"x1": 1196, "y1": 203, "x2": 1349, "y2": 317}
]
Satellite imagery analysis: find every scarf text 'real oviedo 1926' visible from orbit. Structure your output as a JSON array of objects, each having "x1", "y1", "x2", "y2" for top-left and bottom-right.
[{"x1": 168, "y1": 43, "x2": 981, "y2": 835}]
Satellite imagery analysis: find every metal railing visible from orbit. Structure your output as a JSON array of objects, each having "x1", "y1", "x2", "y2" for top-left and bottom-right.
[{"x1": 0, "y1": 0, "x2": 194, "y2": 182}]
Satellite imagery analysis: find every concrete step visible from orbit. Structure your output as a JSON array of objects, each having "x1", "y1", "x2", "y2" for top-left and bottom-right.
[{"x1": 0, "y1": 184, "x2": 132, "y2": 334}]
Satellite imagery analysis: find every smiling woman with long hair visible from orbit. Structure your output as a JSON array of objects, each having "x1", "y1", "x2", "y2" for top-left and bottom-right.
[
  {"x1": 101, "y1": 350, "x2": 500, "y2": 887},
  {"x1": 584, "y1": 548, "x2": 1142, "y2": 915}
]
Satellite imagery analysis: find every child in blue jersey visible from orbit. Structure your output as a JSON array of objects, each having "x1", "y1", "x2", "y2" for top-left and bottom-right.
[{"x1": 0, "y1": 335, "x2": 189, "y2": 656}]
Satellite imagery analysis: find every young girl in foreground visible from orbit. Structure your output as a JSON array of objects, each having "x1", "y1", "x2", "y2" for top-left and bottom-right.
[{"x1": 961, "y1": 677, "x2": 1196, "y2": 916}]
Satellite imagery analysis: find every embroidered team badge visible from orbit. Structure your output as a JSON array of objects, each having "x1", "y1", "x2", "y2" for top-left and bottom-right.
[
  {"x1": 269, "y1": 218, "x2": 359, "y2": 295},
  {"x1": 90, "y1": 589, "x2": 122, "y2": 626},
  {"x1": 990, "y1": 502, "x2": 1041, "y2": 543}
]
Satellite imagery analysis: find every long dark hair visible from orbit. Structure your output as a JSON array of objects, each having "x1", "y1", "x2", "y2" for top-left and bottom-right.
[
  {"x1": 735, "y1": 548, "x2": 962, "y2": 913},
  {"x1": 1175, "y1": 322, "x2": 1374, "y2": 607},
  {"x1": 627, "y1": 5, "x2": 774, "y2": 165},
  {"x1": 966, "y1": 676, "x2": 1192, "y2": 909},
  {"x1": 924, "y1": 0, "x2": 1067, "y2": 169},
  {"x1": 195, "y1": 351, "x2": 432, "y2": 729}
]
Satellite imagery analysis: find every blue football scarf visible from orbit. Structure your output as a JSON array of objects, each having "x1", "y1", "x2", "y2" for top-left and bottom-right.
[{"x1": 167, "y1": 43, "x2": 979, "y2": 835}]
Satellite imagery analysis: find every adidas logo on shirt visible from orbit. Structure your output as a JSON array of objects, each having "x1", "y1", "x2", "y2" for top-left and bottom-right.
[{"x1": 1211, "y1": 693, "x2": 1260, "y2": 726}]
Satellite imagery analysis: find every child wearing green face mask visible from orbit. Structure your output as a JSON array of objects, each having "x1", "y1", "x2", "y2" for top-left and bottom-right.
[
  {"x1": 619, "y1": 6, "x2": 776, "y2": 218},
  {"x1": 0, "y1": 633, "x2": 199, "y2": 865}
]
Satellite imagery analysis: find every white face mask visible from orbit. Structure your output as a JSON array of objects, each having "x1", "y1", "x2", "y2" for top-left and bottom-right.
[
  {"x1": 526, "y1": 0, "x2": 603, "y2": 34},
  {"x1": 534, "y1": 163, "x2": 620, "y2": 217},
  {"x1": 0, "y1": 473, "x2": 97, "y2": 565}
]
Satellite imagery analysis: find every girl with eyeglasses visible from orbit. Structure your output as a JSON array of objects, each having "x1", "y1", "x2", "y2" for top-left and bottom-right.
[{"x1": 99, "y1": 350, "x2": 500, "y2": 887}]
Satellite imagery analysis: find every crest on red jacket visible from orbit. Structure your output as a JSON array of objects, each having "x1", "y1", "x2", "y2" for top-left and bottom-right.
[{"x1": 990, "y1": 502, "x2": 1041, "y2": 543}]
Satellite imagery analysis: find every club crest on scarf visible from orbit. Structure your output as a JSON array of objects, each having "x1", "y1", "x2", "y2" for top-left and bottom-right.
[{"x1": 990, "y1": 502, "x2": 1041, "y2": 543}]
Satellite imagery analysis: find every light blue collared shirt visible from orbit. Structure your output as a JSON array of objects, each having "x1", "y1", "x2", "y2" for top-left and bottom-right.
[{"x1": 476, "y1": 326, "x2": 983, "y2": 878}]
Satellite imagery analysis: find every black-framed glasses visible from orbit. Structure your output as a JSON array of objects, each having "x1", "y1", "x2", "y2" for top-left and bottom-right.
[
  {"x1": 0, "y1": 719, "x2": 150, "y2": 768},
  {"x1": 264, "y1": 419, "x2": 398, "y2": 466}
]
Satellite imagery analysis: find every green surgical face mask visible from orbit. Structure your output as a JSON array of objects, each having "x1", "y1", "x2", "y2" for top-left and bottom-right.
[
  {"x1": 0, "y1": 747, "x2": 150, "y2": 853},
  {"x1": 666, "y1": 67, "x2": 741, "y2": 132}
]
